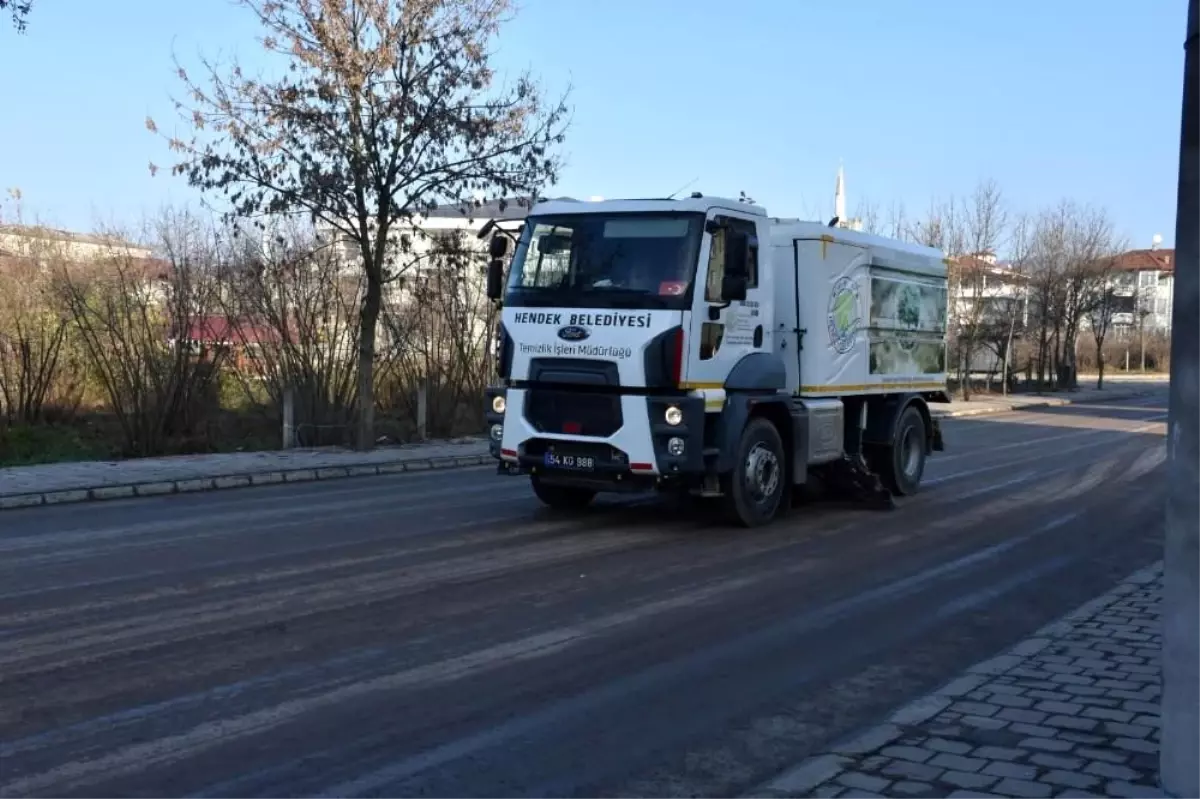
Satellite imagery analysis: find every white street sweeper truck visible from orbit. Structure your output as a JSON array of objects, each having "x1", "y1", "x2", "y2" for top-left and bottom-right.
[{"x1": 482, "y1": 194, "x2": 949, "y2": 527}]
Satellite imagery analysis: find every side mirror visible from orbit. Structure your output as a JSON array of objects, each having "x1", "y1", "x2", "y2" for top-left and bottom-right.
[
  {"x1": 489, "y1": 234, "x2": 509, "y2": 259},
  {"x1": 724, "y1": 229, "x2": 749, "y2": 277},
  {"x1": 486, "y1": 258, "x2": 504, "y2": 300},
  {"x1": 721, "y1": 274, "x2": 748, "y2": 302}
]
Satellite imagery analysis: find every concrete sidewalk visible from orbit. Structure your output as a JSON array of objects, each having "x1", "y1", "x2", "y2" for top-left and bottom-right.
[
  {"x1": 0, "y1": 383, "x2": 1160, "y2": 511},
  {"x1": 931, "y1": 384, "x2": 1161, "y2": 419},
  {"x1": 0, "y1": 436, "x2": 490, "y2": 510},
  {"x1": 756, "y1": 563, "x2": 1165, "y2": 798}
]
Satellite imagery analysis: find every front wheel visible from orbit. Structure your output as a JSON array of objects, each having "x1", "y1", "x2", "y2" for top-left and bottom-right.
[
  {"x1": 531, "y1": 475, "x2": 596, "y2": 510},
  {"x1": 721, "y1": 417, "x2": 787, "y2": 528},
  {"x1": 873, "y1": 405, "x2": 927, "y2": 496}
]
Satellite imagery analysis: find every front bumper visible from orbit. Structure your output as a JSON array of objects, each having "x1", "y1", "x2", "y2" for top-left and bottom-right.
[{"x1": 485, "y1": 387, "x2": 705, "y2": 481}]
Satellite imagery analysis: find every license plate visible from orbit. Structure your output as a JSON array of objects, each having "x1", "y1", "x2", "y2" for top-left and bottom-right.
[{"x1": 543, "y1": 452, "x2": 597, "y2": 471}]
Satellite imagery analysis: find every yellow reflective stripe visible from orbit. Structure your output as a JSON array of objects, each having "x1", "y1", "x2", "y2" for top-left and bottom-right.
[{"x1": 799, "y1": 382, "x2": 946, "y2": 393}]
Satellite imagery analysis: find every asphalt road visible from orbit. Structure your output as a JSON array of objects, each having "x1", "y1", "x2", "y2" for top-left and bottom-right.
[{"x1": 0, "y1": 390, "x2": 1169, "y2": 798}]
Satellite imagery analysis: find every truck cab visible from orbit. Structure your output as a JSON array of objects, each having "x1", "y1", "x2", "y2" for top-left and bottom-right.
[{"x1": 484, "y1": 195, "x2": 948, "y2": 527}]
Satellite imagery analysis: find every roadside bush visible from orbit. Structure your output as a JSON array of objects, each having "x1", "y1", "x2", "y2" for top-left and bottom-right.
[
  {"x1": 218, "y1": 221, "x2": 360, "y2": 448},
  {"x1": 53, "y1": 213, "x2": 229, "y2": 457}
]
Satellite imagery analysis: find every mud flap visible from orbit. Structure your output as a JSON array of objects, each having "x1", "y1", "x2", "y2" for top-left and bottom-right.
[{"x1": 821, "y1": 454, "x2": 896, "y2": 510}]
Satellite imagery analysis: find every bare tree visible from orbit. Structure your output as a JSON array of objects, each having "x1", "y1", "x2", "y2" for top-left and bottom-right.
[
  {"x1": 844, "y1": 194, "x2": 906, "y2": 239},
  {"x1": 949, "y1": 179, "x2": 1008, "y2": 400},
  {"x1": 1020, "y1": 201, "x2": 1121, "y2": 390},
  {"x1": 1088, "y1": 273, "x2": 1120, "y2": 389},
  {"x1": 1058, "y1": 203, "x2": 1120, "y2": 389},
  {"x1": 0, "y1": 251, "x2": 72, "y2": 425},
  {"x1": 0, "y1": 208, "x2": 88, "y2": 426},
  {"x1": 909, "y1": 196, "x2": 964, "y2": 255},
  {"x1": 984, "y1": 212, "x2": 1033, "y2": 395},
  {"x1": 154, "y1": 0, "x2": 568, "y2": 449},
  {"x1": 854, "y1": 198, "x2": 882, "y2": 235},
  {"x1": 378, "y1": 228, "x2": 498, "y2": 436},
  {"x1": 885, "y1": 200, "x2": 910, "y2": 241},
  {"x1": 54, "y1": 215, "x2": 228, "y2": 456},
  {"x1": 220, "y1": 219, "x2": 362, "y2": 446},
  {"x1": 0, "y1": 0, "x2": 31, "y2": 32},
  {"x1": 1024, "y1": 204, "x2": 1068, "y2": 388}
]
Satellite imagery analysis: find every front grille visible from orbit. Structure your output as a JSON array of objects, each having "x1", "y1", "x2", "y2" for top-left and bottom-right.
[{"x1": 525, "y1": 389, "x2": 623, "y2": 438}]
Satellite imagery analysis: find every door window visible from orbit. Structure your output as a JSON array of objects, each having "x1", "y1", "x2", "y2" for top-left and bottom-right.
[{"x1": 703, "y1": 217, "x2": 758, "y2": 302}]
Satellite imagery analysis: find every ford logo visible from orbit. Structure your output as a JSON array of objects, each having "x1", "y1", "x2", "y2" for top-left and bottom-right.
[{"x1": 557, "y1": 325, "x2": 589, "y2": 342}]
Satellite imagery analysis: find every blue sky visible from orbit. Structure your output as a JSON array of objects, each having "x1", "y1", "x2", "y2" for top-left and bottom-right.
[{"x1": 0, "y1": 0, "x2": 1186, "y2": 249}]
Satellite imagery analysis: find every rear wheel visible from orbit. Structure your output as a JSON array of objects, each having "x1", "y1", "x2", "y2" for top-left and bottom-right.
[
  {"x1": 873, "y1": 405, "x2": 927, "y2": 496},
  {"x1": 721, "y1": 417, "x2": 787, "y2": 527},
  {"x1": 530, "y1": 475, "x2": 596, "y2": 510}
]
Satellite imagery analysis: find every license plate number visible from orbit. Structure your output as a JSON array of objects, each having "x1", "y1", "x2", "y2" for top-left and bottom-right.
[{"x1": 543, "y1": 452, "x2": 596, "y2": 470}]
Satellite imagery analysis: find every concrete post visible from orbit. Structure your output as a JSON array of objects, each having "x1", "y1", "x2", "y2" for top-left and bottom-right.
[
  {"x1": 282, "y1": 386, "x2": 295, "y2": 450},
  {"x1": 416, "y1": 380, "x2": 428, "y2": 442},
  {"x1": 1161, "y1": 0, "x2": 1199, "y2": 794},
  {"x1": 1142, "y1": 313, "x2": 1149, "y2": 371}
]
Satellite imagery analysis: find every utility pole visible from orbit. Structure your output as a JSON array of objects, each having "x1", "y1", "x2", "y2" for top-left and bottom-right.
[{"x1": 1161, "y1": 0, "x2": 1198, "y2": 794}]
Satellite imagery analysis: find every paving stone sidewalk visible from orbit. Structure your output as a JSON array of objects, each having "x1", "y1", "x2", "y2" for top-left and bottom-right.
[{"x1": 757, "y1": 562, "x2": 1165, "y2": 799}]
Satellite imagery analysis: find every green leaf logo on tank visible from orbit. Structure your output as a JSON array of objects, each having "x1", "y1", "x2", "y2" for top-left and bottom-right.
[
  {"x1": 896, "y1": 284, "x2": 921, "y2": 352},
  {"x1": 827, "y1": 276, "x2": 862, "y2": 354}
]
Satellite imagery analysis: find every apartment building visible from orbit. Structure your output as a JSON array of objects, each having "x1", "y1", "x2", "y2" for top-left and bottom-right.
[
  {"x1": 0, "y1": 224, "x2": 153, "y2": 262},
  {"x1": 1107, "y1": 245, "x2": 1175, "y2": 335}
]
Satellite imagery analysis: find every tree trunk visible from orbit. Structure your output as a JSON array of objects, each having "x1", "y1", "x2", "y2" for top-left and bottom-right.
[
  {"x1": 1037, "y1": 325, "x2": 1049, "y2": 390},
  {"x1": 1096, "y1": 341, "x2": 1105, "y2": 389},
  {"x1": 960, "y1": 343, "x2": 972, "y2": 401},
  {"x1": 1063, "y1": 333, "x2": 1077, "y2": 390},
  {"x1": 1051, "y1": 327, "x2": 1061, "y2": 390},
  {"x1": 355, "y1": 276, "x2": 383, "y2": 451},
  {"x1": 1001, "y1": 314, "x2": 1015, "y2": 397}
]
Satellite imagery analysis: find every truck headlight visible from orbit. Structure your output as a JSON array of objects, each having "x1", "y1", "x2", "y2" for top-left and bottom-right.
[
  {"x1": 664, "y1": 406, "x2": 683, "y2": 426},
  {"x1": 492, "y1": 394, "x2": 506, "y2": 414},
  {"x1": 490, "y1": 424, "x2": 503, "y2": 441},
  {"x1": 667, "y1": 436, "x2": 685, "y2": 456}
]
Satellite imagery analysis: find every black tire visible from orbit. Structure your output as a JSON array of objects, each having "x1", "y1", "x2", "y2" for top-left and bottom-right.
[
  {"x1": 874, "y1": 405, "x2": 927, "y2": 496},
  {"x1": 721, "y1": 417, "x2": 787, "y2": 528},
  {"x1": 530, "y1": 475, "x2": 596, "y2": 510}
]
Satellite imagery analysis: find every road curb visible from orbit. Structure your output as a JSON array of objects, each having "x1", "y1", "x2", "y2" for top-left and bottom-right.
[
  {"x1": 0, "y1": 450, "x2": 492, "y2": 512},
  {"x1": 748, "y1": 560, "x2": 1165, "y2": 798},
  {"x1": 931, "y1": 388, "x2": 1155, "y2": 419},
  {"x1": 0, "y1": 388, "x2": 1159, "y2": 512}
]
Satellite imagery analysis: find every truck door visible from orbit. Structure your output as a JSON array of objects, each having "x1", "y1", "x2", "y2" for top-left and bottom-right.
[{"x1": 684, "y1": 212, "x2": 772, "y2": 389}]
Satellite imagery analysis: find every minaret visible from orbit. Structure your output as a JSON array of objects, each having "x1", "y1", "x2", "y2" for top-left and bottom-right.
[
  {"x1": 833, "y1": 162, "x2": 863, "y2": 231},
  {"x1": 834, "y1": 162, "x2": 846, "y2": 222}
]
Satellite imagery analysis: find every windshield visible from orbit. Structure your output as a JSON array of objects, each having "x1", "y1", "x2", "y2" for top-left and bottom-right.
[{"x1": 504, "y1": 212, "x2": 704, "y2": 309}]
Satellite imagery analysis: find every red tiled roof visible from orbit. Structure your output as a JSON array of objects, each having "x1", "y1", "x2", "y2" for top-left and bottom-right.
[
  {"x1": 180, "y1": 316, "x2": 286, "y2": 345},
  {"x1": 954, "y1": 255, "x2": 999, "y2": 271},
  {"x1": 1113, "y1": 248, "x2": 1174, "y2": 273},
  {"x1": 952, "y1": 254, "x2": 1028, "y2": 281}
]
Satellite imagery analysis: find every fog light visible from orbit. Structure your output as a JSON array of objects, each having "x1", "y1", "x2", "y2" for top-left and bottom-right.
[
  {"x1": 490, "y1": 424, "x2": 503, "y2": 441},
  {"x1": 667, "y1": 436, "x2": 685, "y2": 456},
  {"x1": 664, "y1": 405, "x2": 683, "y2": 426},
  {"x1": 492, "y1": 394, "x2": 506, "y2": 414}
]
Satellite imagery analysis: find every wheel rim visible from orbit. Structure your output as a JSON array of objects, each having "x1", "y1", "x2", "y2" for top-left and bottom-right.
[
  {"x1": 745, "y1": 442, "x2": 780, "y2": 503},
  {"x1": 900, "y1": 424, "x2": 922, "y2": 480}
]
